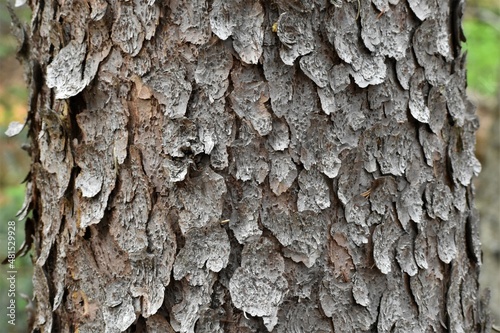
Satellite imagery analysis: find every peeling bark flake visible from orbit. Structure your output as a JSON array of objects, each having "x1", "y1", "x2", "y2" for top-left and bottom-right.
[
  {"x1": 111, "y1": 2, "x2": 144, "y2": 56},
  {"x1": 210, "y1": 0, "x2": 264, "y2": 64},
  {"x1": 229, "y1": 238, "x2": 287, "y2": 331},
  {"x1": 277, "y1": 12, "x2": 315, "y2": 65},
  {"x1": 46, "y1": 41, "x2": 88, "y2": 99},
  {"x1": 230, "y1": 65, "x2": 272, "y2": 136}
]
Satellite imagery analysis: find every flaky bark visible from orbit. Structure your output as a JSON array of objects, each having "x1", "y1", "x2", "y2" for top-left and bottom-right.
[{"x1": 17, "y1": 0, "x2": 489, "y2": 332}]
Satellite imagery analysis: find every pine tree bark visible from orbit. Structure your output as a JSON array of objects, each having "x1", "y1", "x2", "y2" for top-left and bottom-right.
[{"x1": 19, "y1": 0, "x2": 490, "y2": 332}]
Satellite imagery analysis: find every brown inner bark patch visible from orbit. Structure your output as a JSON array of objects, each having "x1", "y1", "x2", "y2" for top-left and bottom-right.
[{"x1": 328, "y1": 232, "x2": 355, "y2": 282}]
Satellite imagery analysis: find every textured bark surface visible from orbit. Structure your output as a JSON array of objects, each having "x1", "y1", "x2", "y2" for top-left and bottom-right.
[{"x1": 17, "y1": 0, "x2": 491, "y2": 332}]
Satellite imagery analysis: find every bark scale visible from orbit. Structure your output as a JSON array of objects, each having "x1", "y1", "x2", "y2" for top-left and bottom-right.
[{"x1": 15, "y1": 0, "x2": 490, "y2": 332}]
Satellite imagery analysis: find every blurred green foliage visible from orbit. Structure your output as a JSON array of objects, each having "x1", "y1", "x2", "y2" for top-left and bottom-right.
[{"x1": 463, "y1": 20, "x2": 500, "y2": 96}]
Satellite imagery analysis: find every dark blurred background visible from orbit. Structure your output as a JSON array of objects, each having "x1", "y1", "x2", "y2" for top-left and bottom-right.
[{"x1": 0, "y1": 0, "x2": 498, "y2": 332}]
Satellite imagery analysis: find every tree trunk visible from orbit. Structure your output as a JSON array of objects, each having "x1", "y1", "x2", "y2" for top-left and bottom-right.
[{"x1": 18, "y1": 0, "x2": 490, "y2": 331}]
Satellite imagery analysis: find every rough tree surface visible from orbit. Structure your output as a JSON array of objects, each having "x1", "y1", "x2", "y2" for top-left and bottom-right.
[{"x1": 13, "y1": 0, "x2": 490, "y2": 332}]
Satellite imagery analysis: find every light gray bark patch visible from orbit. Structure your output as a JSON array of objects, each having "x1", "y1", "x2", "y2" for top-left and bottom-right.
[
  {"x1": 330, "y1": 63, "x2": 351, "y2": 93},
  {"x1": 230, "y1": 121, "x2": 269, "y2": 183},
  {"x1": 161, "y1": 119, "x2": 203, "y2": 158},
  {"x1": 209, "y1": 0, "x2": 234, "y2": 40},
  {"x1": 408, "y1": 0, "x2": 437, "y2": 21},
  {"x1": 369, "y1": 66, "x2": 409, "y2": 123},
  {"x1": 396, "y1": 232, "x2": 418, "y2": 276},
  {"x1": 174, "y1": 225, "x2": 230, "y2": 284},
  {"x1": 173, "y1": 167, "x2": 226, "y2": 234},
  {"x1": 171, "y1": 275, "x2": 215, "y2": 333},
  {"x1": 229, "y1": 237, "x2": 287, "y2": 331},
  {"x1": 284, "y1": 260, "x2": 322, "y2": 300},
  {"x1": 448, "y1": 123, "x2": 481, "y2": 187},
  {"x1": 77, "y1": 91, "x2": 129, "y2": 164},
  {"x1": 360, "y1": 3, "x2": 413, "y2": 61},
  {"x1": 299, "y1": 44, "x2": 334, "y2": 88},
  {"x1": 409, "y1": 68, "x2": 430, "y2": 123},
  {"x1": 16, "y1": 181, "x2": 32, "y2": 221},
  {"x1": 437, "y1": 213, "x2": 457, "y2": 263},
  {"x1": 134, "y1": 0, "x2": 160, "y2": 41},
  {"x1": 228, "y1": 180, "x2": 263, "y2": 244},
  {"x1": 268, "y1": 117, "x2": 290, "y2": 151},
  {"x1": 133, "y1": 97, "x2": 189, "y2": 187},
  {"x1": 195, "y1": 309, "x2": 224, "y2": 333},
  {"x1": 86, "y1": 19, "x2": 113, "y2": 76},
  {"x1": 52, "y1": 236, "x2": 69, "y2": 311},
  {"x1": 209, "y1": 0, "x2": 264, "y2": 64},
  {"x1": 320, "y1": 274, "x2": 378, "y2": 332},
  {"x1": 377, "y1": 273, "x2": 419, "y2": 332},
  {"x1": 325, "y1": 3, "x2": 358, "y2": 65},
  {"x1": 396, "y1": 183, "x2": 423, "y2": 230},
  {"x1": 111, "y1": 2, "x2": 144, "y2": 56},
  {"x1": 345, "y1": 195, "x2": 371, "y2": 228},
  {"x1": 269, "y1": 151, "x2": 298, "y2": 196},
  {"x1": 131, "y1": 201, "x2": 177, "y2": 317},
  {"x1": 285, "y1": 77, "x2": 321, "y2": 153},
  {"x1": 426, "y1": 85, "x2": 447, "y2": 132},
  {"x1": 262, "y1": 46, "x2": 295, "y2": 118},
  {"x1": 362, "y1": 122, "x2": 416, "y2": 176},
  {"x1": 351, "y1": 53, "x2": 387, "y2": 89},
  {"x1": 144, "y1": 61, "x2": 192, "y2": 119},
  {"x1": 424, "y1": 181, "x2": 452, "y2": 221},
  {"x1": 230, "y1": 64, "x2": 272, "y2": 136},
  {"x1": 419, "y1": 126, "x2": 444, "y2": 167},
  {"x1": 59, "y1": 0, "x2": 90, "y2": 44},
  {"x1": 169, "y1": 0, "x2": 210, "y2": 45},
  {"x1": 74, "y1": 144, "x2": 105, "y2": 198},
  {"x1": 38, "y1": 113, "x2": 72, "y2": 198},
  {"x1": 46, "y1": 41, "x2": 88, "y2": 99},
  {"x1": 109, "y1": 147, "x2": 151, "y2": 255},
  {"x1": 404, "y1": 150, "x2": 435, "y2": 186},
  {"x1": 395, "y1": 47, "x2": 416, "y2": 91},
  {"x1": 32, "y1": 264, "x2": 53, "y2": 332},
  {"x1": 446, "y1": 263, "x2": 467, "y2": 333},
  {"x1": 33, "y1": 165, "x2": 63, "y2": 266},
  {"x1": 195, "y1": 40, "x2": 233, "y2": 103},
  {"x1": 331, "y1": 86, "x2": 368, "y2": 148},
  {"x1": 89, "y1": 0, "x2": 108, "y2": 21},
  {"x1": 459, "y1": 267, "x2": 482, "y2": 331},
  {"x1": 412, "y1": 19, "x2": 451, "y2": 86},
  {"x1": 371, "y1": 0, "x2": 391, "y2": 12},
  {"x1": 277, "y1": 12, "x2": 315, "y2": 65},
  {"x1": 352, "y1": 273, "x2": 370, "y2": 307},
  {"x1": 276, "y1": 301, "x2": 333, "y2": 333},
  {"x1": 273, "y1": 0, "x2": 316, "y2": 12},
  {"x1": 262, "y1": 203, "x2": 328, "y2": 268},
  {"x1": 103, "y1": 293, "x2": 136, "y2": 333},
  {"x1": 445, "y1": 73, "x2": 466, "y2": 127},
  {"x1": 369, "y1": 176, "x2": 398, "y2": 215},
  {"x1": 189, "y1": 95, "x2": 233, "y2": 169},
  {"x1": 410, "y1": 272, "x2": 445, "y2": 331},
  {"x1": 452, "y1": 184, "x2": 467, "y2": 213},
  {"x1": 317, "y1": 85, "x2": 336, "y2": 115},
  {"x1": 337, "y1": 156, "x2": 373, "y2": 205},
  {"x1": 297, "y1": 167, "x2": 331, "y2": 212},
  {"x1": 325, "y1": 4, "x2": 387, "y2": 87},
  {"x1": 373, "y1": 211, "x2": 403, "y2": 274}
]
